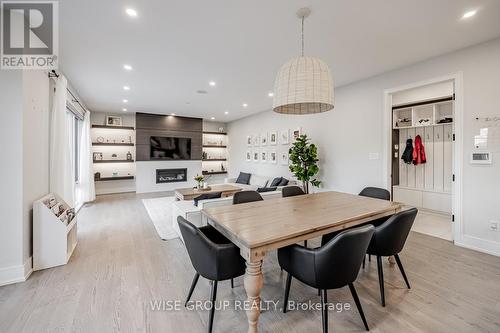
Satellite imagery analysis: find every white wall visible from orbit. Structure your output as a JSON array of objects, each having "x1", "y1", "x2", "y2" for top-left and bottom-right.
[
  {"x1": 0, "y1": 70, "x2": 50, "y2": 285},
  {"x1": 228, "y1": 38, "x2": 500, "y2": 256},
  {"x1": 392, "y1": 80, "x2": 454, "y2": 106},
  {"x1": 0, "y1": 71, "x2": 25, "y2": 285},
  {"x1": 22, "y1": 71, "x2": 50, "y2": 264}
]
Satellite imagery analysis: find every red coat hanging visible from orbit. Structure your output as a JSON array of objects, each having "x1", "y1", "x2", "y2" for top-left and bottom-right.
[{"x1": 412, "y1": 134, "x2": 426, "y2": 165}]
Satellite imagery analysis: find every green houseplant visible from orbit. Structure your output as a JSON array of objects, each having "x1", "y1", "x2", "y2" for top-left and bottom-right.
[
  {"x1": 288, "y1": 134, "x2": 321, "y2": 194},
  {"x1": 194, "y1": 174, "x2": 204, "y2": 189}
]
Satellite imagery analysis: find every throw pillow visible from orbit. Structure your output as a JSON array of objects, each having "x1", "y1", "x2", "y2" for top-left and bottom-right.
[
  {"x1": 270, "y1": 177, "x2": 282, "y2": 187},
  {"x1": 193, "y1": 192, "x2": 222, "y2": 206},
  {"x1": 257, "y1": 187, "x2": 277, "y2": 193},
  {"x1": 235, "y1": 172, "x2": 251, "y2": 184},
  {"x1": 278, "y1": 178, "x2": 289, "y2": 186}
]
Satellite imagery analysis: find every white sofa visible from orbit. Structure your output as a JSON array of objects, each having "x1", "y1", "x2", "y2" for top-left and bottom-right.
[
  {"x1": 225, "y1": 174, "x2": 297, "y2": 191},
  {"x1": 172, "y1": 190, "x2": 283, "y2": 242}
]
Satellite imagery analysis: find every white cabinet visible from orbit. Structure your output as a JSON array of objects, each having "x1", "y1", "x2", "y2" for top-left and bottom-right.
[{"x1": 393, "y1": 186, "x2": 451, "y2": 214}]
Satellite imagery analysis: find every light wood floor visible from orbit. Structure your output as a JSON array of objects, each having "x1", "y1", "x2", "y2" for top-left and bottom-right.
[{"x1": 1, "y1": 192, "x2": 500, "y2": 333}]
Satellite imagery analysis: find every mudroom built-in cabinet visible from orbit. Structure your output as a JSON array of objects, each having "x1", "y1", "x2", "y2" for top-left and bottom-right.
[{"x1": 391, "y1": 97, "x2": 454, "y2": 215}]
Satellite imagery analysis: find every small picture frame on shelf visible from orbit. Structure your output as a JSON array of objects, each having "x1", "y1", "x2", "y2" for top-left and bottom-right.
[
  {"x1": 280, "y1": 130, "x2": 289, "y2": 145},
  {"x1": 93, "y1": 152, "x2": 103, "y2": 161},
  {"x1": 280, "y1": 151, "x2": 289, "y2": 165},
  {"x1": 253, "y1": 150, "x2": 259, "y2": 162},
  {"x1": 246, "y1": 150, "x2": 251, "y2": 162},
  {"x1": 247, "y1": 136, "x2": 252, "y2": 147},
  {"x1": 106, "y1": 116, "x2": 122, "y2": 127},
  {"x1": 261, "y1": 151, "x2": 267, "y2": 162},
  {"x1": 269, "y1": 131, "x2": 277, "y2": 145},
  {"x1": 270, "y1": 151, "x2": 277, "y2": 164}
]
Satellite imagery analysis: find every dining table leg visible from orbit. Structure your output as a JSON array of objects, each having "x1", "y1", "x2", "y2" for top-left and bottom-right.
[{"x1": 244, "y1": 260, "x2": 264, "y2": 333}]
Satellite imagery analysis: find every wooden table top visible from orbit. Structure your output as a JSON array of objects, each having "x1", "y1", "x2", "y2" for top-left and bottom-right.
[
  {"x1": 202, "y1": 191, "x2": 403, "y2": 251},
  {"x1": 175, "y1": 184, "x2": 242, "y2": 196}
]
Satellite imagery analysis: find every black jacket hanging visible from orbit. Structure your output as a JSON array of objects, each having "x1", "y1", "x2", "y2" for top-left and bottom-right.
[{"x1": 401, "y1": 138, "x2": 413, "y2": 164}]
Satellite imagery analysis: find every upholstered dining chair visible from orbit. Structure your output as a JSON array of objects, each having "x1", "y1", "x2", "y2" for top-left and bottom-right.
[
  {"x1": 367, "y1": 208, "x2": 417, "y2": 306},
  {"x1": 177, "y1": 216, "x2": 246, "y2": 333},
  {"x1": 233, "y1": 190, "x2": 263, "y2": 204},
  {"x1": 282, "y1": 185, "x2": 305, "y2": 197},
  {"x1": 282, "y1": 185, "x2": 308, "y2": 247},
  {"x1": 278, "y1": 225, "x2": 375, "y2": 333},
  {"x1": 321, "y1": 186, "x2": 392, "y2": 247}
]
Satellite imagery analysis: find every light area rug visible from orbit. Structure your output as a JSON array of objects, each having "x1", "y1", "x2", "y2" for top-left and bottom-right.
[{"x1": 142, "y1": 196, "x2": 179, "y2": 240}]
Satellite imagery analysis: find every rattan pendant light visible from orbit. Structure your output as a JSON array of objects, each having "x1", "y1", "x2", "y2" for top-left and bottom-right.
[{"x1": 272, "y1": 8, "x2": 334, "y2": 115}]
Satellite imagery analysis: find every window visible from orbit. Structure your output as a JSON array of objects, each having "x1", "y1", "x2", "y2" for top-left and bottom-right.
[{"x1": 67, "y1": 108, "x2": 83, "y2": 183}]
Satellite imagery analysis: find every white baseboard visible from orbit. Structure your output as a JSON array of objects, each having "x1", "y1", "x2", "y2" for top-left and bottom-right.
[
  {"x1": 0, "y1": 256, "x2": 33, "y2": 287},
  {"x1": 455, "y1": 235, "x2": 500, "y2": 257}
]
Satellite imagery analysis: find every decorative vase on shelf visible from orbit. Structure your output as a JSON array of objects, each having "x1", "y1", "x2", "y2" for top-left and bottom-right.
[{"x1": 126, "y1": 151, "x2": 132, "y2": 161}]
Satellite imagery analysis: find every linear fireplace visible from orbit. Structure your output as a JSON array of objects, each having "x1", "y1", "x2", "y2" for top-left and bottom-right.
[{"x1": 156, "y1": 168, "x2": 187, "y2": 184}]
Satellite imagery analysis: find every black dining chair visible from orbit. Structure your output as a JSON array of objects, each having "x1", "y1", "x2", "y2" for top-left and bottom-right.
[
  {"x1": 233, "y1": 190, "x2": 263, "y2": 204},
  {"x1": 282, "y1": 185, "x2": 305, "y2": 197},
  {"x1": 177, "y1": 216, "x2": 246, "y2": 333},
  {"x1": 367, "y1": 208, "x2": 417, "y2": 307},
  {"x1": 321, "y1": 186, "x2": 392, "y2": 247},
  {"x1": 279, "y1": 225, "x2": 375, "y2": 333},
  {"x1": 282, "y1": 185, "x2": 308, "y2": 247}
]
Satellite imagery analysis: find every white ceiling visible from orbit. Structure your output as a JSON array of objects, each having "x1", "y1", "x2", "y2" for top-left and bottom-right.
[{"x1": 60, "y1": 0, "x2": 500, "y2": 122}]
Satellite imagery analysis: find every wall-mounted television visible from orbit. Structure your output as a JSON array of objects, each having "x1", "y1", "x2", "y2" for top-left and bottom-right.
[{"x1": 150, "y1": 136, "x2": 192, "y2": 160}]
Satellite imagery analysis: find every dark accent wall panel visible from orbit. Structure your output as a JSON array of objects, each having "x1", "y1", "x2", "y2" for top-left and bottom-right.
[{"x1": 136, "y1": 113, "x2": 202, "y2": 161}]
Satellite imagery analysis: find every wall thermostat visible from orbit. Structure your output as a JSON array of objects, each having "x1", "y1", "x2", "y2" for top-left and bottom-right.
[{"x1": 470, "y1": 152, "x2": 492, "y2": 164}]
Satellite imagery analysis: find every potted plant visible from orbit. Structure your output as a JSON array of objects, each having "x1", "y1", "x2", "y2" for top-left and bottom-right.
[
  {"x1": 194, "y1": 174, "x2": 204, "y2": 189},
  {"x1": 288, "y1": 134, "x2": 321, "y2": 194}
]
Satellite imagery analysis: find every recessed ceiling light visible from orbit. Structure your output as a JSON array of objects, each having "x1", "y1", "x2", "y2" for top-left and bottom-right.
[
  {"x1": 122, "y1": 108, "x2": 127, "y2": 112},
  {"x1": 125, "y1": 8, "x2": 138, "y2": 17},
  {"x1": 210, "y1": 117, "x2": 215, "y2": 120},
  {"x1": 462, "y1": 10, "x2": 477, "y2": 19},
  {"x1": 171, "y1": 113, "x2": 176, "y2": 116},
  {"x1": 123, "y1": 64, "x2": 132, "y2": 71},
  {"x1": 242, "y1": 103, "x2": 248, "y2": 107},
  {"x1": 209, "y1": 81, "x2": 216, "y2": 87},
  {"x1": 268, "y1": 92, "x2": 274, "y2": 97},
  {"x1": 224, "y1": 111, "x2": 229, "y2": 115},
  {"x1": 122, "y1": 99, "x2": 128, "y2": 103},
  {"x1": 123, "y1": 86, "x2": 130, "y2": 91}
]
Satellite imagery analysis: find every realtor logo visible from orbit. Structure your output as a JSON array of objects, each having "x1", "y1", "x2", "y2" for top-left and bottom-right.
[{"x1": 1, "y1": 1, "x2": 58, "y2": 69}]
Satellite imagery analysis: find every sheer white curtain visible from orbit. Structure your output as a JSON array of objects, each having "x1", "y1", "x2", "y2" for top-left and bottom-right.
[
  {"x1": 77, "y1": 111, "x2": 95, "y2": 204},
  {"x1": 50, "y1": 75, "x2": 75, "y2": 206}
]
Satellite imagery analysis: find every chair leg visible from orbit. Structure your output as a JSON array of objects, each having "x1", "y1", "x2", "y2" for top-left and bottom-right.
[
  {"x1": 231, "y1": 278, "x2": 234, "y2": 288},
  {"x1": 304, "y1": 240, "x2": 308, "y2": 247},
  {"x1": 368, "y1": 254, "x2": 371, "y2": 262},
  {"x1": 376, "y1": 256, "x2": 385, "y2": 307},
  {"x1": 208, "y1": 280, "x2": 218, "y2": 333},
  {"x1": 185, "y1": 272, "x2": 200, "y2": 307},
  {"x1": 394, "y1": 254, "x2": 411, "y2": 289},
  {"x1": 348, "y1": 283, "x2": 369, "y2": 331},
  {"x1": 362, "y1": 256, "x2": 366, "y2": 269},
  {"x1": 283, "y1": 273, "x2": 292, "y2": 313},
  {"x1": 321, "y1": 289, "x2": 328, "y2": 333}
]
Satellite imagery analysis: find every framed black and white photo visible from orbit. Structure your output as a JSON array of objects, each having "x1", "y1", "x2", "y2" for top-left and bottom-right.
[
  {"x1": 261, "y1": 151, "x2": 267, "y2": 162},
  {"x1": 260, "y1": 133, "x2": 268, "y2": 146},
  {"x1": 269, "y1": 131, "x2": 277, "y2": 145},
  {"x1": 247, "y1": 136, "x2": 252, "y2": 146},
  {"x1": 280, "y1": 129, "x2": 289, "y2": 145},
  {"x1": 253, "y1": 150, "x2": 259, "y2": 162},
  {"x1": 280, "y1": 151, "x2": 289, "y2": 165},
  {"x1": 246, "y1": 150, "x2": 251, "y2": 161},
  {"x1": 252, "y1": 134, "x2": 259, "y2": 146},
  {"x1": 292, "y1": 127, "x2": 302, "y2": 140},
  {"x1": 270, "y1": 151, "x2": 277, "y2": 164},
  {"x1": 106, "y1": 116, "x2": 122, "y2": 126}
]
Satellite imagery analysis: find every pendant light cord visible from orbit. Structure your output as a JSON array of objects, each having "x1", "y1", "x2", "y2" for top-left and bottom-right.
[{"x1": 301, "y1": 16, "x2": 305, "y2": 56}]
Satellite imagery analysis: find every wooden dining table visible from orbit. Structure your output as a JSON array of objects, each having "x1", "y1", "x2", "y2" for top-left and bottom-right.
[{"x1": 201, "y1": 190, "x2": 403, "y2": 333}]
